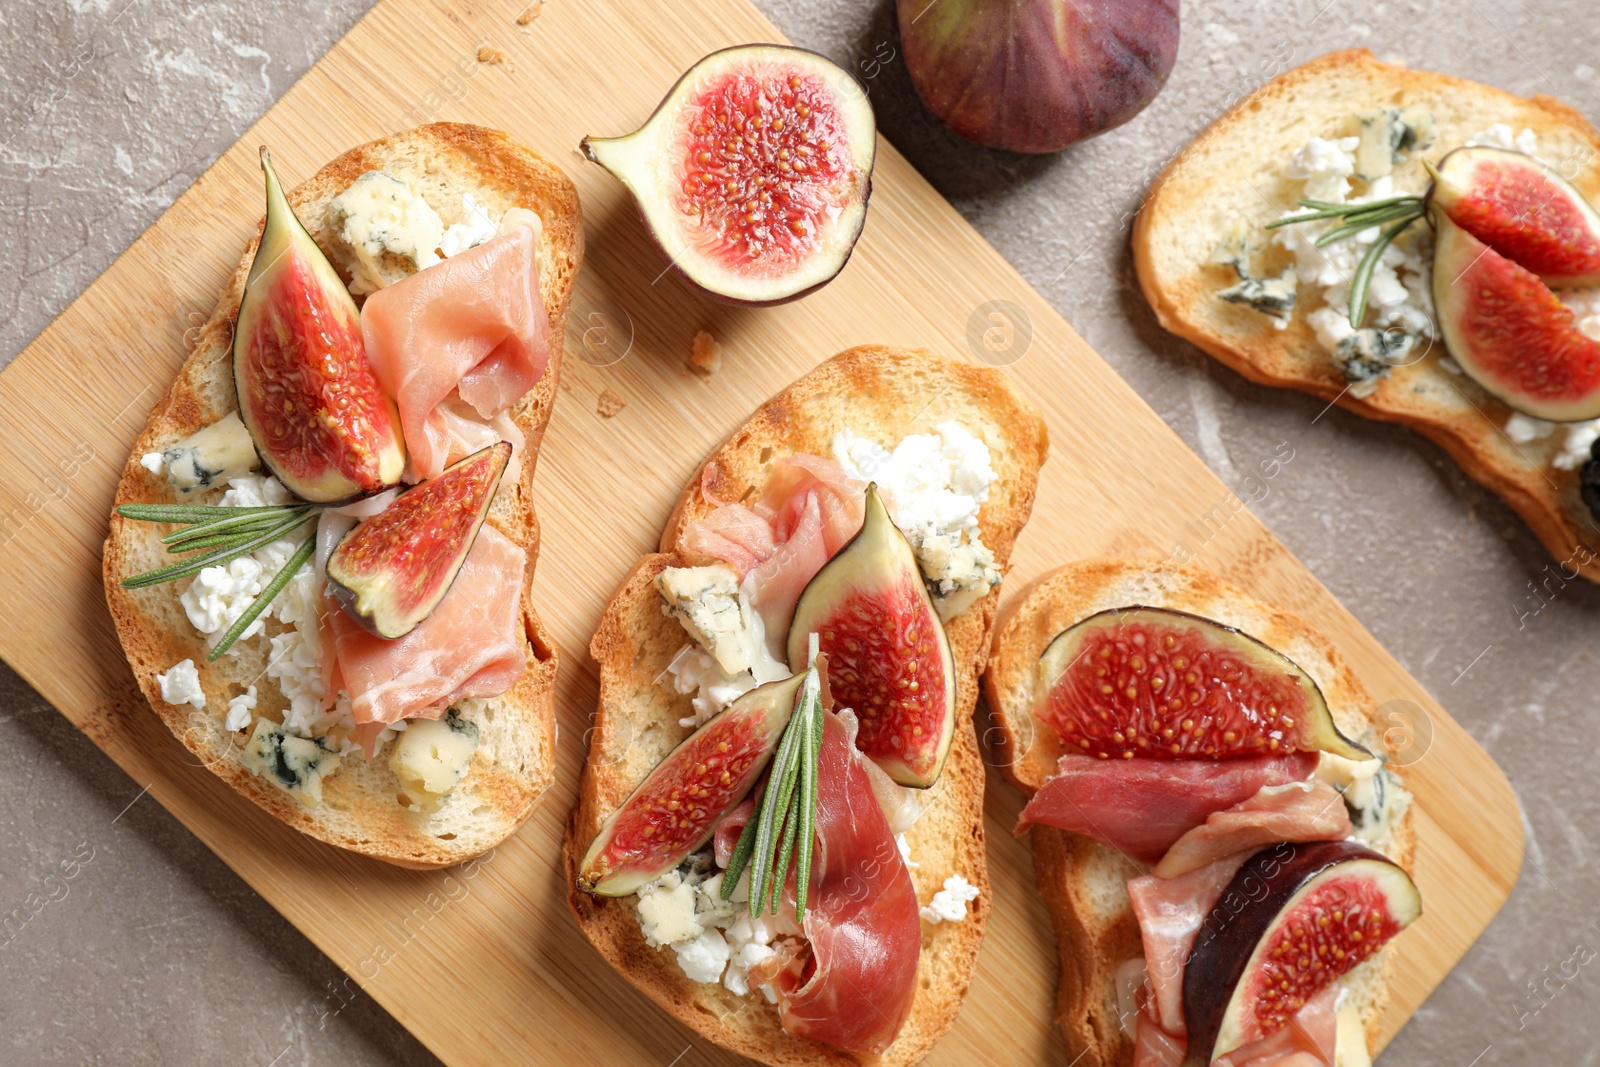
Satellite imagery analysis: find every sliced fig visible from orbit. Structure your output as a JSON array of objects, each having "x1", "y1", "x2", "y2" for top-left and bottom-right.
[
  {"x1": 1182, "y1": 840, "x2": 1421, "y2": 1066},
  {"x1": 1034, "y1": 606, "x2": 1368, "y2": 761},
  {"x1": 578, "y1": 672, "x2": 808, "y2": 896},
  {"x1": 1432, "y1": 209, "x2": 1600, "y2": 421},
  {"x1": 233, "y1": 148, "x2": 406, "y2": 503},
  {"x1": 897, "y1": 0, "x2": 1179, "y2": 153},
  {"x1": 786, "y1": 484, "x2": 956, "y2": 787},
  {"x1": 581, "y1": 44, "x2": 875, "y2": 306},
  {"x1": 326, "y1": 442, "x2": 509, "y2": 639},
  {"x1": 1431, "y1": 145, "x2": 1600, "y2": 287}
]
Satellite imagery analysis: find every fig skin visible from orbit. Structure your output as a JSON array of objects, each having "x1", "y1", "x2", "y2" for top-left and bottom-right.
[{"x1": 897, "y1": 0, "x2": 1179, "y2": 154}]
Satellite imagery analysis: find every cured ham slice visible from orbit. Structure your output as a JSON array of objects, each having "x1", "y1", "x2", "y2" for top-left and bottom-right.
[
  {"x1": 329, "y1": 524, "x2": 526, "y2": 747},
  {"x1": 1017, "y1": 751, "x2": 1318, "y2": 864},
  {"x1": 1129, "y1": 851, "x2": 1252, "y2": 1036},
  {"x1": 361, "y1": 219, "x2": 550, "y2": 480},
  {"x1": 1133, "y1": 984, "x2": 1337, "y2": 1067},
  {"x1": 712, "y1": 709, "x2": 919, "y2": 1053},
  {"x1": 683, "y1": 455, "x2": 865, "y2": 655},
  {"x1": 1153, "y1": 781, "x2": 1351, "y2": 879}
]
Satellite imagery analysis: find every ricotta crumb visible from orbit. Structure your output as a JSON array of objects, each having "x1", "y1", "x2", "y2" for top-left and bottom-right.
[
  {"x1": 157, "y1": 659, "x2": 206, "y2": 710},
  {"x1": 139, "y1": 452, "x2": 165, "y2": 474},
  {"x1": 219, "y1": 474, "x2": 293, "y2": 508},
  {"x1": 896, "y1": 832, "x2": 918, "y2": 870},
  {"x1": 919, "y1": 874, "x2": 980, "y2": 925},
  {"x1": 224, "y1": 686, "x2": 257, "y2": 732},
  {"x1": 1466, "y1": 123, "x2": 1540, "y2": 157},
  {"x1": 833, "y1": 422, "x2": 1002, "y2": 618},
  {"x1": 663, "y1": 645, "x2": 758, "y2": 729},
  {"x1": 635, "y1": 862, "x2": 796, "y2": 998},
  {"x1": 673, "y1": 929, "x2": 732, "y2": 984}
]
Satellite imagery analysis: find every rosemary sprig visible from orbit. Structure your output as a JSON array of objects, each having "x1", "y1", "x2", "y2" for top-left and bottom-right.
[
  {"x1": 721, "y1": 634, "x2": 825, "y2": 922},
  {"x1": 116, "y1": 500, "x2": 320, "y2": 658},
  {"x1": 1267, "y1": 194, "x2": 1428, "y2": 327}
]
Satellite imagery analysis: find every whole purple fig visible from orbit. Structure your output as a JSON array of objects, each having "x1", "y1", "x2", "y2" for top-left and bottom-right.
[{"x1": 897, "y1": 0, "x2": 1180, "y2": 153}]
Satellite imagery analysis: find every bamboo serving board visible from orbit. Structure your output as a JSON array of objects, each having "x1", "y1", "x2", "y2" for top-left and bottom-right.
[{"x1": 0, "y1": 0, "x2": 1521, "y2": 1063}]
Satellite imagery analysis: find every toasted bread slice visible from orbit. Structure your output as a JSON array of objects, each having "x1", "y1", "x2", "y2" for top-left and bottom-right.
[
  {"x1": 565, "y1": 345, "x2": 1049, "y2": 1065},
  {"x1": 1134, "y1": 48, "x2": 1600, "y2": 579},
  {"x1": 102, "y1": 123, "x2": 582, "y2": 868},
  {"x1": 982, "y1": 559, "x2": 1417, "y2": 1066}
]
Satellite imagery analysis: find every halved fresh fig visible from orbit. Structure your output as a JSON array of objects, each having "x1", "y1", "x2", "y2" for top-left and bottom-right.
[
  {"x1": 233, "y1": 148, "x2": 406, "y2": 503},
  {"x1": 786, "y1": 484, "x2": 956, "y2": 787},
  {"x1": 1182, "y1": 840, "x2": 1421, "y2": 1066},
  {"x1": 1034, "y1": 606, "x2": 1368, "y2": 761},
  {"x1": 326, "y1": 442, "x2": 509, "y2": 639},
  {"x1": 1430, "y1": 145, "x2": 1600, "y2": 287},
  {"x1": 898, "y1": 0, "x2": 1179, "y2": 154},
  {"x1": 577, "y1": 672, "x2": 808, "y2": 896},
  {"x1": 581, "y1": 44, "x2": 875, "y2": 306},
  {"x1": 1432, "y1": 209, "x2": 1600, "y2": 421}
]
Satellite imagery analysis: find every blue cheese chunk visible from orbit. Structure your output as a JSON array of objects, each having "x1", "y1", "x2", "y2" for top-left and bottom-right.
[
  {"x1": 1219, "y1": 268, "x2": 1297, "y2": 323},
  {"x1": 241, "y1": 718, "x2": 341, "y2": 804},
  {"x1": 656, "y1": 564, "x2": 752, "y2": 675},
  {"x1": 388, "y1": 710, "x2": 479, "y2": 811},
  {"x1": 1334, "y1": 328, "x2": 1416, "y2": 394},
  {"x1": 326, "y1": 171, "x2": 447, "y2": 295},
  {"x1": 1355, "y1": 107, "x2": 1437, "y2": 181},
  {"x1": 160, "y1": 411, "x2": 260, "y2": 493}
]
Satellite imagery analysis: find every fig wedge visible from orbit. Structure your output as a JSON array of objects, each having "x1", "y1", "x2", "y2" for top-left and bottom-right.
[
  {"x1": 1035, "y1": 606, "x2": 1369, "y2": 761},
  {"x1": 233, "y1": 149, "x2": 406, "y2": 503},
  {"x1": 327, "y1": 442, "x2": 509, "y2": 639},
  {"x1": 1431, "y1": 145, "x2": 1600, "y2": 287},
  {"x1": 578, "y1": 672, "x2": 809, "y2": 896},
  {"x1": 1433, "y1": 209, "x2": 1600, "y2": 421},
  {"x1": 1183, "y1": 840, "x2": 1421, "y2": 1066},
  {"x1": 582, "y1": 44, "x2": 875, "y2": 306},
  {"x1": 787, "y1": 484, "x2": 957, "y2": 787}
]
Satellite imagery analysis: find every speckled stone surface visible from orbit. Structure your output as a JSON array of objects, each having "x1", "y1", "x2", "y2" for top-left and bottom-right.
[{"x1": 3, "y1": 1, "x2": 1597, "y2": 1064}]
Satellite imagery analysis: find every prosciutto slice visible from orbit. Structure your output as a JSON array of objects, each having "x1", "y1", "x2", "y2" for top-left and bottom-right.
[
  {"x1": 1133, "y1": 984, "x2": 1337, "y2": 1067},
  {"x1": 683, "y1": 455, "x2": 865, "y2": 655},
  {"x1": 329, "y1": 524, "x2": 526, "y2": 744},
  {"x1": 1017, "y1": 752, "x2": 1319, "y2": 864},
  {"x1": 361, "y1": 218, "x2": 550, "y2": 479},
  {"x1": 1153, "y1": 781, "x2": 1351, "y2": 879},
  {"x1": 713, "y1": 710, "x2": 920, "y2": 1054}
]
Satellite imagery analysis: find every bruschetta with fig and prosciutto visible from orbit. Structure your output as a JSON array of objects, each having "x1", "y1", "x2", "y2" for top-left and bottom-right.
[
  {"x1": 565, "y1": 345, "x2": 1048, "y2": 1064},
  {"x1": 984, "y1": 559, "x2": 1420, "y2": 1067},
  {"x1": 103, "y1": 123, "x2": 581, "y2": 868}
]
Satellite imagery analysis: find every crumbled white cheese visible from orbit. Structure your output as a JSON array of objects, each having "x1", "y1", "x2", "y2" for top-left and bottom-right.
[
  {"x1": 219, "y1": 474, "x2": 293, "y2": 508},
  {"x1": 389, "y1": 713, "x2": 479, "y2": 810},
  {"x1": 1502, "y1": 410, "x2": 1600, "y2": 470},
  {"x1": 1287, "y1": 135, "x2": 1360, "y2": 202},
  {"x1": 664, "y1": 645, "x2": 758, "y2": 729},
  {"x1": 267, "y1": 627, "x2": 340, "y2": 736},
  {"x1": 656, "y1": 564, "x2": 753, "y2": 676},
  {"x1": 140, "y1": 452, "x2": 165, "y2": 474},
  {"x1": 833, "y1": 422, "x2": 1002, "y2": 618},
  {"x1": 896, "y1": 832, "x2": 919, "y2": 871},
  {"x1": 224, "y1": 686, "x2": 257, "y2": 732},
  {"x1": 673, "y1": 928, "x2": 732, "y2": 984},
  {"x1": 1563, "y1": 287, "x2": 1600, "y2": 341},
  {"x1": 156, "y1": 659, "x2": 206, "y2": 710},
  {"x1": 919, "y1": 874, "x2": 980, "y2": 925},
  {"x1": 440, "y1": 192, "x2": 499, "y2": 257},
  {"x1": 180, "y1": 555, "x2": 266, "y2": 645},
  {"x1": 721, "y1": 911, "x2": 781, "y2": 997},
  {"x1": 1466, "y1": 123, "x2": 1540, "y2": 157}
]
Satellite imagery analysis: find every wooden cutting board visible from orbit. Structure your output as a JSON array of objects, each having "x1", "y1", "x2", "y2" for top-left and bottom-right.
[{"x1": 0, "y1": 0, "x2": 1521, "y2": 1063}]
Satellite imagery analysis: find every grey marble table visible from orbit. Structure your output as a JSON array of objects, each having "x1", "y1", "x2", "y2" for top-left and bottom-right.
[{"x1": 3, "y1": 0, "x2": 1595, "y2": 1063}]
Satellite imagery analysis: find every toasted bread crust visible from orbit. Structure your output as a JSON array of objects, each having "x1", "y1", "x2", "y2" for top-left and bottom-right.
[
  {"x1": 1134, "y1": 48, "x2": 1600, "y2": 580},
  {"x1": 982, "y1": 559, "x2": 1417, "y2": 1064},
  {"x1": 566, "y1": 345, "x2": 1048, "y2": 1065},
  {"x1": 101, "y1": 124, "x2": 582, "y2": 868}
]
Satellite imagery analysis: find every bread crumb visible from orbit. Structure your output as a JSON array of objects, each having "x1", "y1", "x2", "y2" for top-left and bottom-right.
[
  {"x1": 688, "y1": 330, "x2": 722, "y2": 376},
  {"x1": 515, "y1": 3, "x2": 541, "y2": 25},
  {"x1": 597, "y1": 389, "x2": 627, "y2": 418},
  {"x1": 477, "y1": 46, "x2": 506, "y2": 64}
]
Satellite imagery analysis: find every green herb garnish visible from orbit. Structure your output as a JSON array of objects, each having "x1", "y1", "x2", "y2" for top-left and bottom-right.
[
  {"x1": 116, "y1": 501, "x2": 318, "y2": 659},
  {"x1": 721, "y1": 634, "x2": 825, "y2": 922},
  {"x1": 1267, "y1": 193, "x2": 1427, "y2": 328}
]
